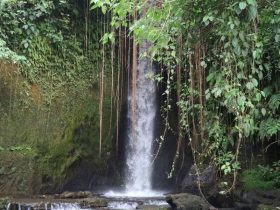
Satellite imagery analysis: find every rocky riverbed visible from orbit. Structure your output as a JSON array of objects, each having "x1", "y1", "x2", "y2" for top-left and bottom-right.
[{"x1": 1, "y1": 190, "x2": 280, "y2": 210}]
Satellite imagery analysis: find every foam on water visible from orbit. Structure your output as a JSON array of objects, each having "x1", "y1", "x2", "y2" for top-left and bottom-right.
[
  {"x1": 107, "y1": 198, "x2": 168, "y2": 210},
  {"x1": 104, "y1": 190, "x2": 164, "y2": 198},
  {"x1": 50, "y1": 203, "x2": 82, "y2": 210},
  {"x1": 7, "y1": 203, "x2": 90, "y2": 210},
  {"x1": 108, "y1": 201, "x2": 138, "y2": 210}
]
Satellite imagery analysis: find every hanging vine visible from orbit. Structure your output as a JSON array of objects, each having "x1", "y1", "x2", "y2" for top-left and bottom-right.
[{"x1": 91, "y1": 0, "x2": 280, "y2": 193}]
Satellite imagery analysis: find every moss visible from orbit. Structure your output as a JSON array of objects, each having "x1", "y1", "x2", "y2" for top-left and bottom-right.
[
  {"x1": 0, "y1": 151, "x2": 37, "y2": 195},
  {"x1": 241, "y1": 169, "x2": 276, "y2": 191},
  {"x1": 0, "y1": 68, "x2": 115, "y2": 194},
  {"x1": 0, "y1": 19, "x2": 115, "y2": 194}
]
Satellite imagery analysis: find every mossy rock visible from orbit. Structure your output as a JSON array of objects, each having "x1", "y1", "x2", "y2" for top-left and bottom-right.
[
  {"x1": 59, "y1": 191, "x2": 92, "y2": 199},
  {"x1": 0, "y1": 151, "x2": 38, "y2": 195},
  {"x1": 256, "y1": 204, "x2": 279, "y2": 210},
  {"x1": 137, "y1": 205, "x2": 171, "y2": 210},
  {"x1": 79, "y1": 197, "x2": 108, "y2": 208},
  {"x1": 166, "y1": 193, "x2": 209, "y2": 210}
]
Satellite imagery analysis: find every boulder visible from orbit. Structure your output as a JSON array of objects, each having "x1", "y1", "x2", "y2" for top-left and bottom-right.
[
  {"x1": 256, "y1": 204, "x2": 279, "y2": 210},
  {"x1": 137, "y1": 204, "x2": 171, "y2": 210},
  {"x1": 234, "y1": 202, "x2": 252, "y2": 210},
  {"x1": 234, "y1": 189, "x2": 280, "y2": 207},
  {"x1": 217, "y1": 208, "x2": 235, "y2": 210},
  {"x1": 181, "y1": 165, "x2": 216, "y2": 196},
  {"x1": 59, "y1": 191, "x2": 92, "y2": 199},
  {"x1": 79, "y1": 197, "x2": 108, "y2": 208},
  {"x1": 166, "y1": 193, "x2": 210, "y2": 210}
]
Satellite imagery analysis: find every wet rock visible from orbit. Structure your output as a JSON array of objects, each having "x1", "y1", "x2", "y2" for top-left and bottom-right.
[
  {"x1": 79, "y1": 197, "x2": 108, "y2": 208},
  {"x1": 234, "y1": 202, "x2": 252, "y2": 210},
  {"x1": 0, "y1": 152, "x2": 38, "y2": 195},
  {"x1": 256, "y1": 204, "x2": 279, "y2": 210},
  {"x1": 217, "y1": 208, "x2": 235, "y2": 210},
  {"x1": 59, "y1": 191, "x2": 92, "y2": 199},
  {"x1": 207, "y1": 193, "x2": 234, "y2": 208},
  {"x1": 166, "y1": 193, "x2": 210, "y2": 210},
  {"x1": 137, "y1": 201, "x2": 144, "y2": 205},
  {"x1": 234, "y1": 189, "x2": 280, "y2": 207},
  {"x1": 136, "y1": 204, "x2": 171, "y2": 210},
  {"x1": 181, "y1": 165, "x2": 216, "y2": 196}
]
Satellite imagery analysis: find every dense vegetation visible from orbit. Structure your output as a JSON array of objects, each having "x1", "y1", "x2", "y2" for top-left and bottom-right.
[
  {"x1": 92, "y1": 0, "x2": 280, "y2": 192},
  {"x1": 0, "y1": 0, "x2": 279, "y2": 196},
  {"x1": 0, "y1": 0, "x2": 115, "y2": 194}
]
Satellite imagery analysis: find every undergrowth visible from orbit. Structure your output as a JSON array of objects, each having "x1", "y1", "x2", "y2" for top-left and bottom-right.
[{"x1": 241, "y1": 160, "x2": 280, "y2": 191}]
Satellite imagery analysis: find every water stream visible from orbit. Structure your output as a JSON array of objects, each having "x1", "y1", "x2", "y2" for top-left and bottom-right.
[{"x1": 7, "y1": 198, "x2": 168, "y2": 210}]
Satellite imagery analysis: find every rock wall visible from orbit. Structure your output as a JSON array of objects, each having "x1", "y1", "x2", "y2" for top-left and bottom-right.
[{"x1": 0, "y1": 62, "x2": 116, "y2": 195}]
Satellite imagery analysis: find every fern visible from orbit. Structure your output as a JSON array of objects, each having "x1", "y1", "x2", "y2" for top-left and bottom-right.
[
  {"x1": 259, "y1": 118, "x2": 280, "y2": 139},
  {"x1": 268, "y1": 93, "x2": 280, "y2": 112}
]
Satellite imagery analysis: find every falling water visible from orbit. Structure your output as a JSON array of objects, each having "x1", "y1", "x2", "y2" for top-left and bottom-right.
[
  {"x1": 105, "y1": 39, "x2": 163, "y2": 198},
  {"x1": 125, "y1": 41, "x2": 157, "y2": 196}
]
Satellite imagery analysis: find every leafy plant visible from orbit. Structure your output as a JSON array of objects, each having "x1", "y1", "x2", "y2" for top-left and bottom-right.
[
  {"x1": 242, "y1": 161, "x2": 280, "y2": 191},
  {"x1": 8, "y1": 145, "x2": 32, "y2": 152},
  {"x1": 268, "y1": 94, "x2": 280, "y2": 112},
  {"x1": 90, "y1": 0, "x2": 280, "y2": 190},
  {"x1": 242, "y1": 169, "x2": 276, "y2": 191},
  {"x1": 259, "y1": 118, "x2": 280, "y2": 139}
]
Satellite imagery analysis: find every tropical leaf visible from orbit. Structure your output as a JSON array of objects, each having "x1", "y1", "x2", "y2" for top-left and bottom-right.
[
  {"x1": 268, "y1": 94, "x2": 280, "y2": 112},
  {"x1": 259, "y1": 118, "x2": 280, "y2": 139}
]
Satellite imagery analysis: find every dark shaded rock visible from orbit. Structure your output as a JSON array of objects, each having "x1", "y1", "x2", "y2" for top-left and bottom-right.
[
  {"x1": 207, "y1": 193, "x2": 234, "y2": 208},
  {"x1": 217, "y1": 208, "x2": 235, "y2": 210},
  {"x1": 234, "y1": 189, "x2": 280, "y2": 207},
  {"x1": 166, "y1": 193, "x2": 210, "y2": 210},
  {"x1": 234, "y1": 202, "x2": 252, "y2": 210},
  {"x1": 137, "y1": 205, "x2": 171, "y2": 210},
  {"x1": 181, "y1": 165, "x2": 216, "y2": 196},
  {"x1": 59, "y1": 191, "x2": 92, "y2": 199},
  {"x1": 61, "y1": 157, "x2": 116, "y2": 192},
  {"x1": 79, "y1": 197, "x2": 108, "y2": 208},
  {"x1": 137, "y1": 201, "x2": 144, "y2": 206}
]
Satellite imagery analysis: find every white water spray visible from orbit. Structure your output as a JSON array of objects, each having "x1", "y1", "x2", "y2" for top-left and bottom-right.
[
  {"x1": 105, "y1": 40, "x2": 162, "y2": 198},
  {"x1": 125, "y1": 41, "x2": 157, "y2": 196}
]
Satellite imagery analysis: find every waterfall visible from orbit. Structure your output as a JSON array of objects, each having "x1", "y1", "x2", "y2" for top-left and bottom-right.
[
  {"x1": 105, "y1": 40, "x2": 163, "y2": 198},
  {"x1": 125, "y1": 41, "x2": 157, "y2": 196}
]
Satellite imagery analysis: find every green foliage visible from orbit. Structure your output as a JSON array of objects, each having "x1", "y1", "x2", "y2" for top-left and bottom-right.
[
  {"x1": 91, "y1": 0, "x2": 280, "y2": 184},
  {"x1": 259, "y1": 118, "x2": 280, "y2": 139},
  {"x1": 217, "y1": 152, "x2": 241, "y2": 175},
  {"x1": 0, "y1": 198, "x2": 9, "y2": 210},
  {"x1": 242, "y1": 169, "x2": 276, "y2": 191},
  {"x1": 0, "y1": 0, "x2": 100, "y2": 87},
  {"x1": 242, "y1": 161, "x2": 280, "y2": 191},
  {"x1": 268, "y1": 94, "x2": 280, "y2": 112},
  {"x1": 0, "y1": 0, "x2": 114, "y2": 193},
  {"x1": 0, "y1": 38, "x2": 25, "y2": 62}
]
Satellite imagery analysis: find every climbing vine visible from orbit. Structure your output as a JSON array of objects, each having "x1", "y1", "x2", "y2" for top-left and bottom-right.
[{"x1": 91, "y1": 0, "x2": 280, "y2": 193}]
